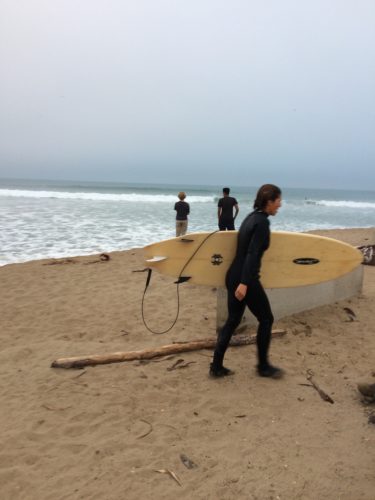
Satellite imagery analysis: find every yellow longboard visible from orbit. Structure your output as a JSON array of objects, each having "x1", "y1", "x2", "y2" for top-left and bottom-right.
[{"x1": 143, "y1": 231, "x2": 363, "y2": 288}]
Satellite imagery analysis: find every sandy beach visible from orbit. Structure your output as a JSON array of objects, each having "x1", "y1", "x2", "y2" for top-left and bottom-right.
[{"x1": 0, "y1": 228, "x2": 374, "y2": 500}]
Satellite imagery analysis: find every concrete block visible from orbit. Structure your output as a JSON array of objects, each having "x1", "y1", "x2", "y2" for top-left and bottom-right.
[{"x1": 216, "y1": 265, "x2": 363, "y2": 330}]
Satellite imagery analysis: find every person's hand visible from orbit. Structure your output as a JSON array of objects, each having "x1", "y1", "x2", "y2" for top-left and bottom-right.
[{"x1": 235, "y1": 283, "x2": 247, "y2": 301}]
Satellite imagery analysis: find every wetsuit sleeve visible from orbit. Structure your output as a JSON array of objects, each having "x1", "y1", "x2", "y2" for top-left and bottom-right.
[
  {"x1": 240, "y1": 220, "x2": 270, "y2": 284},
  {"x1": 174, "y1": 203, "x2": 177, "y2": 211},
  {"x1": 187, "y1": 203, "x2": 190, "y2": 214}
]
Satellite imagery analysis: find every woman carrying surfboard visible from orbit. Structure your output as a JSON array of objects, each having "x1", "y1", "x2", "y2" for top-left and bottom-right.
[{"x1": 210, "y1": 184, "x2": 283, "y2": 379}]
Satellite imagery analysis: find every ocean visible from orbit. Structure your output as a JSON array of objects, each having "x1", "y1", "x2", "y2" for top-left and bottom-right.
[{"x1": 1, "y1": 178, "x2": 374, "y2": 266}]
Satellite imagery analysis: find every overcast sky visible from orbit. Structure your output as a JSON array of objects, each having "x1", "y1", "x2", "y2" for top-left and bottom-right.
[{"x1": 0, "y1": 0, "x2": 374, "y2": 189}]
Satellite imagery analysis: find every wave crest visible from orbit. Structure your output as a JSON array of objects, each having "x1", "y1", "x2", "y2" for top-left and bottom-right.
[
  {"x1": 315, "y1": 200, "x2": 375, "y2": 209},
  {"x1": 0, "y1": 189, "x2": 214, "y2": 203}
]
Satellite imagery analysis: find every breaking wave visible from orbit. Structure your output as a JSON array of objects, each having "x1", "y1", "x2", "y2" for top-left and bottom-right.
[
  {"x1": 0, "y1": 189, "x2": 214, "y2": 203},
  {"x1": 309, "y1": 200, "x2": 375, "y2": 209}
]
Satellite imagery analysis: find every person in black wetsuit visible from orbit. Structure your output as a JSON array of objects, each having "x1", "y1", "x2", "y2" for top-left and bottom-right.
[
  {"x1": 210, "y1": 184, "x2": 283, "y2": 379},
  {"x1": 218, "y1": 187, "x2": 239, "y2": 230}
]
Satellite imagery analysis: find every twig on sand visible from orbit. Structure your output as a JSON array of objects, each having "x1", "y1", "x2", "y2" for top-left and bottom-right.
[
  {"x1": 154, "y1": 469, "x2": 182, "y2": 486},
  {"x1": 136, "y1": 419, "x2": 153, "y2": 439},
  {"x1": 42, "y1": 404, "x2": 72, "y2": 411},
  {"x1": 306, "y1": 370, "x2": 334, "y2": 404},
  {"x1": 167, "y1": 359, "x2": 196, "y2": 371}
]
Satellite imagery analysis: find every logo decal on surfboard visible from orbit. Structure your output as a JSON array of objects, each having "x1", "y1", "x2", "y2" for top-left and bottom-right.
[
  {"x1": 211, "y1": 254, "x2": 224, "y2": 266},
  {"x1": 293, "y1": 258, "x2": 320, "y2": 265}
]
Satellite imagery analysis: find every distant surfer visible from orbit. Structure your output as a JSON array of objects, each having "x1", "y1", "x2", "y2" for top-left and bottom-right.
[
  {"x1": 210, "y1": 184, "x2": 284, "y2": 379},
  {"x1": 174, "y1": 192, "x2": 190, "y2": 237},
  {"x1": 218, "y1": 187, "x2": 239, "y2": 230}
]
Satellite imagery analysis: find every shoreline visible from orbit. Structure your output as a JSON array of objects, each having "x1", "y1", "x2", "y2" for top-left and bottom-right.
[
  {"x1": 1, "y1": 227, "x2": 374, "y2": 499},
  {"x1": 1, "y1": 226, "x2": 374, "y2": 269}
]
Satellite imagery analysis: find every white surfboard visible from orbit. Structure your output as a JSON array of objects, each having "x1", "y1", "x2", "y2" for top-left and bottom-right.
[{"x1": 143, "y1": 231, "x2": 363, "y2": 288}]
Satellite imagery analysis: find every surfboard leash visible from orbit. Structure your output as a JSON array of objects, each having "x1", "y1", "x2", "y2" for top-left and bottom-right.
[
  {"x1": 139, "y1": 267, "x2": 181, "y2": 334},
  {"x1": 139, "y1": 230, "x2": 220, "y2": 334}
]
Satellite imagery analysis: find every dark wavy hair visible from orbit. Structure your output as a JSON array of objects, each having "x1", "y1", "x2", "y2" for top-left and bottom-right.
[{"x1": 253, "y1": 184, "x2": 282, "y2": 210}]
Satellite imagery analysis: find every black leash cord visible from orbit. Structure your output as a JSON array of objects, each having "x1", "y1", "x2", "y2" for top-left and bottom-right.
[
  {"x1": 141, "y1": 269, "x2": 181, "y2": 334},
  {"x1": 141, "y1": 230, "x2": 220, "y2": 334}
]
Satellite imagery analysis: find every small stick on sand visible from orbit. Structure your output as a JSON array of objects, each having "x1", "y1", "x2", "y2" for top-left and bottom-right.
[
  {"x1": 136, "y1": 419, "x2": 153, "y2": 439},
  {"x1": 51, "y1": 329, "x2": 286, "y2": 369},
  {"x1": 155, "y1": 469, "x2": 182, "y2": 487},
  {"x1": 167, "y1": 359, "x2": 196, "y2": 371},
  {"x1": 306, "y1": 370, "x2": 334, "y2": 404},
  {"x1": 42, "y1": 404, "x2": 72, "y2": 411}
]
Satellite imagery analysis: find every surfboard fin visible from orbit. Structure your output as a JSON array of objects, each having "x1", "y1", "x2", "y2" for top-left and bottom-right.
[{"x1": 174, "y1": 276, "x2": 191, "y2": 284}]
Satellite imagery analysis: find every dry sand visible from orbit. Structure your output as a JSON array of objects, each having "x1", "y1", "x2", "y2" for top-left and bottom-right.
[{"x1": 0, "y1": 228, "x2": 374, "y2": 500}]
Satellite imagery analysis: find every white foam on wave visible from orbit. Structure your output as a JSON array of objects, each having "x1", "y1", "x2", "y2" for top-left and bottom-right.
[
  {"x1": 0, "y1": 214, "x2": 176, "y2": 266},
  {"x1": 275, "y1": 221, "x2": 348, "y2": 232},
  {"x1": 314, "y1": 200, "x2": 375, "y2": 209},
  {"x1": 2, "y1": 186, "x2": 374, "y2": 266},
  {"x1": 0, "y1": 189, "x2": 214, "y2": 203}
]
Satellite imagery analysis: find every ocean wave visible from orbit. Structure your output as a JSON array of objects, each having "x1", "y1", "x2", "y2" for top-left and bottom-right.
[
  {"x1": 0, "y1": 189, "x2": 214, "y2": 203},
  {"x1": 314, "y1": 200, "x2": 375, "y2": 209}
]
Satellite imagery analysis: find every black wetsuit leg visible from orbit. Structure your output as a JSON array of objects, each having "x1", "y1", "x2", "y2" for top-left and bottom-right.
[
  {"x1": 244, "y1": 279, "x2": 274, "y2": 368},
  {"x1": 212, "y1": 290, "x2": 246, "y2": 368},
  {"x1": 212, "y1": 279, "x2": 273, "y2": 369}
]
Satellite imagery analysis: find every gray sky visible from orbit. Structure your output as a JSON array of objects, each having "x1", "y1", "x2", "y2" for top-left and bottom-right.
[{"x1": 1, "y1": 0, "x2": 374, "y2": 189}]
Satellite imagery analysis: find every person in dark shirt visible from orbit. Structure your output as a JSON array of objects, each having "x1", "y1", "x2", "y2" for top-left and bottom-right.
[
  {"x1": 174, "y1": 192, "x2": 190, "y2": 236},
  {"x1": 218, "y1": 187, "x2": 239, "y2": 230},
  {"x1": 210, "y1": 184, "x2": 283, "y2": 379}
]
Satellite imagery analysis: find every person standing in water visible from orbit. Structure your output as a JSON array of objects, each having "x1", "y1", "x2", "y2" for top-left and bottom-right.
[
  {"x1": 210, "y1": 184, "x2": 283, "y2": 379},
  {"x1": 217, "y1": 187, "x2": 239, "y2": 230},
  {"x1": 174, "y1": 192, "x2": 190, "y2": 237}
]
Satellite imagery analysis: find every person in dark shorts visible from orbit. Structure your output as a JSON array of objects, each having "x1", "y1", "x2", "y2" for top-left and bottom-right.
[
  {"x1": 210, "y1": 184, "x2": 283, "y2": 379},
  {"x1": 174, "y1": 192, "x2": 190, "y2": 236},
  {"x1": 218, "y1": 187, "x2": 239, "y2": 230}
]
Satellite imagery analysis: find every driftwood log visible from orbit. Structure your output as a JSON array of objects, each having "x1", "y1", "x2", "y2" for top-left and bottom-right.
[{"x1": 51, "y1": 329, "x2": 286, "y2": 369}]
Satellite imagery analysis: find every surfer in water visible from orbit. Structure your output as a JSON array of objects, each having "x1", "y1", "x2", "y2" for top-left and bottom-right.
[{"x1": 210, "y1": 184, "x2": 283, "y2": 379}]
